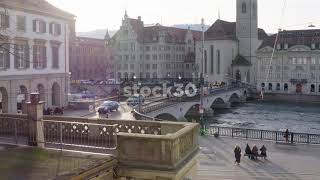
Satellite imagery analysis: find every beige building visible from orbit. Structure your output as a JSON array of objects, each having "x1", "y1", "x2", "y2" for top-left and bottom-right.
[
  {"x1": 0, "y1": 0, "x2": 75, "y2": 113},
  {"x1": 108, "y1": 12, "x2": 201, "y2": 80},
  {"x1": 257, "y1": 29, "x2": 320, "y2": 95},
  {"x1": 196, "y1": 0, "x2": 268, "y2": 85}
]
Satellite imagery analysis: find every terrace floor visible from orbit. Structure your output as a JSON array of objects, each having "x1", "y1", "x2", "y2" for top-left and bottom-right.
[
  {"x1": 0, "y1": 144, "x2": 113, "y2": 180},
  {"x1": 186, "y1": 136, "x2": 320, "y2": 180}
]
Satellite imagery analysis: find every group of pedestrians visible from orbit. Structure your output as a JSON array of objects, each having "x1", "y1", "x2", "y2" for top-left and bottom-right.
[{"x1": 234, "y1": 144, "x2": 267, "y2": 165}]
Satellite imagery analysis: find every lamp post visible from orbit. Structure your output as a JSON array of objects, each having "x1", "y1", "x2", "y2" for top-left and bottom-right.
[
  {"x1": 133, "y1": 75, "x2": 141, "y2": 112},
  {"x1": 200, "y1": 18, "x2": 205, "y2": 130}
]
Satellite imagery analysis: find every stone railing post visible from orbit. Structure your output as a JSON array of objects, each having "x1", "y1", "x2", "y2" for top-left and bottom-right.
[{"x1": 26, "y1": 93, "x2": 45, "y2": 148}]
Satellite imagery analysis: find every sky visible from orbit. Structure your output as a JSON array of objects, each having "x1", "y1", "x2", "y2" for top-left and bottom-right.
[{"x1": 47, "y1": 0, "x2": 320, "y2": 33}]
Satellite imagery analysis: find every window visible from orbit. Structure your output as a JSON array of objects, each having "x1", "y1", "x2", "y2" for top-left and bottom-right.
[
  {"x1": 145, "y1": 54, "x2": 150, "y2": 60},
  {"x1": 268, "y1": 83, "x2": 273, "y2": 91},
  {"x1": 152, "y1": 72, "x2": 157, "y2": 78},
  {"x1": 311, "y1": 84, "x2": 315, "y2": 93},
  {"x1": 152, "y1": 64, "x2": 157, "y2": 70},
  {"x1": 52, "y1": 44, "x2": 60, "y2": 68},
  {"x1": 145, "y1": 46, "x2": 150, "y2": 51},
  {"x1": 217, "y1": 50, "x2": 221, "y2": 74},
  {"x1": 284, "y1": 83, "x2": 288, "y2": 91},
  {"x1": 276, "y1": 83, "x2": 281, "y2": 91},
  {"x1": 33, "y1": 20, "x2": 46, "y2": 33},
  {"x1": 14, "y1": 42, "x2": 29, "y2": 69},
  {"x1": 152, "y1": 54, "x2": 157, "y2": 60},
  {"x1": 242, "y1": 2, "x2": 247, "y2": 13},
  {"x1": 130, "y1": 64, "x2": 134, "y2": 70},
  {"x1": 49, "y1": 23, "x2": 61, "y2": 35},
  {"x1": 130, "y1": 43, "x2": 135, "y2": 51},
  {"x1": 17, "y1": 16, "x2": 26, "y2": 31},
  {"x1": 210, "y1": 45, "x2": 214, "y2": 74},
  {"x1": 0, "y1": 45, "x2": 9, "y2": 69},
  {"x1": 131, "y1": 55, "x2": 136, "y2": 60},
  {"x1": 0, "y1": 13, "x2": 9, "y2": 28},
  {"x1": 311, "y1": 43, "x2": 316, "y2": 49},
  {"x1": 33, "y1": 42, "x2": 46, "y2": 69},
  {"x1": 123, "y1": 64, "x2": 128, "y2": 70},
  {"x1": 146, "y1": 64, "x2": 150, "y2": 70}
]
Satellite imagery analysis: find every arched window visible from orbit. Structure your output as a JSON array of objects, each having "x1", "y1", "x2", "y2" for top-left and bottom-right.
[
  {"x1": 284, "y1": 83, "x2": 288, "y2": 91},
  {"x1": 261, "y1": 83, "x2": 265, "y2": 88},
  {"x1": 311, "y1": 84, "x2": 315, "y2": 92},
  {"x1": 268, "y1": 83, "x2": 273, "y2": 91},
  {"x1": 242, "y1": 2, "x2": 247, "y2": 13},
  {"x1": 276, "y1": 83, "x2": 281, "y2": 91}
]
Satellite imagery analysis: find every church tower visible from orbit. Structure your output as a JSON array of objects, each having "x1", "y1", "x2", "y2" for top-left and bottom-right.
[{"x1": 236, "y1": 0, "x2": 258, "y2": 63}]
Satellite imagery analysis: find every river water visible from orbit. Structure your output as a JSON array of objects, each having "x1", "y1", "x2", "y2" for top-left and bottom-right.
[{"x1": 207, "y1": 101, "x2": 320, "y2": 134}]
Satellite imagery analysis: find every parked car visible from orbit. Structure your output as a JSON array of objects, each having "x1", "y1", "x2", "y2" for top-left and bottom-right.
[
  {"x1": 97, "y1": 101, "x2": 119, "y2": 114},
  {"x1": 106, "y1": 79, "x2": 116, "y2": 84}
]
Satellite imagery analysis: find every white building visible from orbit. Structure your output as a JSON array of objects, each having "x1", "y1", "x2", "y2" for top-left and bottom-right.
[
  {"x1": 257, "y1": 29, "x2": 320, "y2": 95},
  {"x1": 0, "y1": 0, "x2": 75, "y2": 113},
  {"x1": 195, "y1": 0, "x2": 267, "y2": 85},
  {"x1": 108, "y1": 12, "x2": 201, "y2": 80}
]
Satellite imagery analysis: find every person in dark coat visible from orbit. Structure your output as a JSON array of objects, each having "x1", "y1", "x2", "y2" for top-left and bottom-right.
[
  {"x1": 284, "y1": 129, "x2": 289, "y2": 143},
  {"x1": 234, "y1": 145, "x2": 241, "y2": 165},
  {"x1": 260, "y1": 145, "x2": 267, "y2": 159},
  {"x1": 245, "y1": 144, "x2": 253, "y2": 159},
  {"x1": 252, "y1": 145, "x2": 259, "y2": 160}
]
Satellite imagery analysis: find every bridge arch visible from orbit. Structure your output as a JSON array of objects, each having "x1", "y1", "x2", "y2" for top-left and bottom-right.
[
  {"x1": 155, "y1": 113, "x2": 178, "y2": 121},
  {"x1": 229, "y1": 93, "x2": 241, "y2": 105}
]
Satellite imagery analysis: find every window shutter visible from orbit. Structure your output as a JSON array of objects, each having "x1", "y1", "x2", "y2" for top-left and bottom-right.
[
  {"x1": 33, "y1": 46, "x2": 37, "y2": 68},
  {"x1": 25, "y1": 44, "x2": 30, "y2": 68},
  {"x1": 14, "y1": 44, "x2": 18, "y2": 69},
  {"x1": 49, "y1": 23, "x2": 53, "y2": 34},
  {"x1": 33, "y1": 20, "x2": 36, "y2": 32},
  {"x1": 43, "y1": 46, "x2": 47, "y2": 68},
  {"x1": 4, "y1": 44, "x2": 10, "y2": 69}
]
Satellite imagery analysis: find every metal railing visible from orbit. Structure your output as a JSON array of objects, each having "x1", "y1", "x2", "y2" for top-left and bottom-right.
[
  {"x1": 208, "y1": 126, "x2": 320, "y2": 144},
  {"x1": 0, "y1": 116, "x2": 36, "y2": 145},
  {"x1": 43, "y1": 120, "x2": 117, "y2": 153}
]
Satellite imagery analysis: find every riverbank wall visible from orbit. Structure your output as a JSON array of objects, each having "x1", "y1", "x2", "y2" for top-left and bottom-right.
[{"x1": 263, "y1": 93, "x2": 320, "y2": 104}]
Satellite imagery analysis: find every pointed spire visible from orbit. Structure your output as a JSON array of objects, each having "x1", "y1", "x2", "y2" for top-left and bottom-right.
[
  {"x1": 104, "y1": 29, "x2": 110, "y2": 40},
  {"x1": 218, "y1": 8, "x2": 221, "y2": 20},
  {"x1": 124, "y1": 10, "x2": 128, "y2": 19}
]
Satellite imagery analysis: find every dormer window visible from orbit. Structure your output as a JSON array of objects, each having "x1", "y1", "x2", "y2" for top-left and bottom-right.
[
  {"x1": 311, "y1": 43, "x2": 316, "y2": 49},
  {"x1": 276, "y1": 44, "x2": 281, "y2": 50},
  {"x1": 284, "y1": 43, "x2": 288, "y2": 50},
  {"x1": 242, "y1": 2, "x2": 247, "y2": 14}
]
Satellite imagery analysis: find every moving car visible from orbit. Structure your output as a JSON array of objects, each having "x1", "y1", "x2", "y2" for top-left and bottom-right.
[{"x1": 97, "y1": 101, "x2": 119, "y2": 114}]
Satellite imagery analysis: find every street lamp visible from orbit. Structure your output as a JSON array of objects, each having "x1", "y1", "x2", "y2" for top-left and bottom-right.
[
  {"x1": 133, "y1": 75, "x2": 142, "y2": 112},
  {"x1": 200, "y1": 18, "x2": 205, "y2": 130}
]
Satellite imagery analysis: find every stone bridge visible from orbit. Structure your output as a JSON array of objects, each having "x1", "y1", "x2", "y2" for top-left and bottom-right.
[{"x1": 140, "y1": 87, "x2": 248, "y2": 121}]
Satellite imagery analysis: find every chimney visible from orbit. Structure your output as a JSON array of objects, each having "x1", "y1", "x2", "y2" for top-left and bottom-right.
[{"x1": 138, "y1": 16, "x2": 141, "y2": 21}]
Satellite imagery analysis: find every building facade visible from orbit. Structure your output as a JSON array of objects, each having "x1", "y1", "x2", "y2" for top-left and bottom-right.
[
  {"x1": 108, "y1": 12, "x2": 201, "y2": 81},
  {"x1": 70, "y1": 37, "x2": 114, "y2": 81},
  {"x1": 195, "y1": 0, "x2": 267, "y2": 85},
  {"x1": 257, "y1": 29, "x2": 320, "y2": 95},
  {"x1": 0, "y1": 0, "x2": 75, "y2": 113}
]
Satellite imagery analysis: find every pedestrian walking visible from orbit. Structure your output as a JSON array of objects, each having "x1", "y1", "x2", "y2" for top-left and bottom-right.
[{"x1": 234, "y1": 145, "x2": 241, "y2": 165}]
